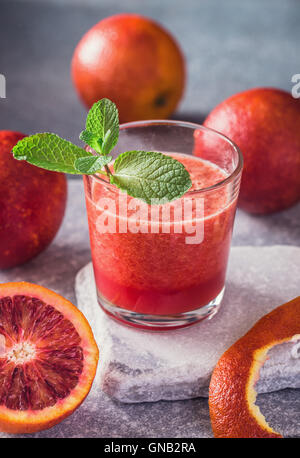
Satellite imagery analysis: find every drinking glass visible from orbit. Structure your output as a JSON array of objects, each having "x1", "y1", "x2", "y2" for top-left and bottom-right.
[{"x1": 83, "y1": 120, "x2": 243, "y2": 330}]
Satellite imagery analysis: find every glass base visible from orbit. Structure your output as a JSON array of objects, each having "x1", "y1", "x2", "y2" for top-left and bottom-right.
[{"x1": 97, "y1": 287, "x2": 225, "y2": 331}]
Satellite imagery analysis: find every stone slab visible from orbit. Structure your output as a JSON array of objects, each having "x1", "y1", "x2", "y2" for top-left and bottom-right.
[{"x1": 75, "y1": 245, "x2": 300, "y2": 403}]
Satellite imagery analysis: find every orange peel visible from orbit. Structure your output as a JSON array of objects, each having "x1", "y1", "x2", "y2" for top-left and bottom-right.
[{"x1": 209, "y1": 296, "x2": 300, "y2": 438}]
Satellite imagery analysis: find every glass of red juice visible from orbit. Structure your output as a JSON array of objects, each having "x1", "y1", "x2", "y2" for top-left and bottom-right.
[{"x1": 83, "y1": 120, "x2": 243, "y2": 330}]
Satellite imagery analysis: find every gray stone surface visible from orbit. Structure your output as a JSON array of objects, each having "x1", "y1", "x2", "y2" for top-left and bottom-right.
[
  {"x1": 0, "y1": 181, "x2": 299, "y2": 437},
  {"x1": 75, "y1": 247, "x2": 300, "y2": 402}
]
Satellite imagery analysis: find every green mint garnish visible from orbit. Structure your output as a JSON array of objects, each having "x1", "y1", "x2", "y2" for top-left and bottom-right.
[
  {"x1": 81, "y1": 98, "x2": 119, "y2": 155},
  {"x1": 12, "y1": 133, "x2": 92, "y2": 174},
  {"x1": 74, "y1": 155, "x2": 112, "y2": 175},
  {"x1": 111, "y1": 151, "x2": 192, "y2": 204},
  {"x1": 79, "y1": 130, "x2": 103, "y2": 154},
  {"x1": 12, "y1": 98, "x2": 192, "y2": 204}
]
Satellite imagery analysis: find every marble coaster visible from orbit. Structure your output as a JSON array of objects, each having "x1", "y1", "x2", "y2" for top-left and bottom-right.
[{"x1": 75, "y1": 246, "x2": 300, "y2": 403}]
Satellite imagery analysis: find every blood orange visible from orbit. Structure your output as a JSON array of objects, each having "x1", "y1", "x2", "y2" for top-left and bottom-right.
[
  {"x1": 0, "y1": 130, "x2": 67, "y2": 269},
  {"x1": 71, "y1": 14, "x2": 186, "y2": 122},
  {"x1": 0, "y1": 282, "x2": 99, "y2": 433},
  {"x1": 209, "y1": 297, "x2": 300, "y2": 438}
]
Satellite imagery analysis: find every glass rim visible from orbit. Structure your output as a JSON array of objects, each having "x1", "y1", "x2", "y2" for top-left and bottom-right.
[{"x1": 90, "y1": 119, "x2": 243, "y2": 195}]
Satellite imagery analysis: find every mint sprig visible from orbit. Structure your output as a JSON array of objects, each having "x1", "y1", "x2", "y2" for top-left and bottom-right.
[
  {"x1": 12, "y1": 98, "x2": 192, "y2": 204},
  {"x1": 75, "y1": 155, "x2": 112, "y2": 175},
  {"x1": 81, "y1": 98, "x2": 119, "y2": 155},
  {"x1": 111, "y1": 151, "x2": 192, "y2": 204},
  {"x1": 12, "y1": 133, "x2": 92, "y2": 174}
]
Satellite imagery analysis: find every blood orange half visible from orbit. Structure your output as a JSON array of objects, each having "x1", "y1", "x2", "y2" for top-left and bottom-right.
[
  {"x1": 0, "y1": 282, "x2": 99, "y2": 433},
  {"x1": 209, "y1": 296, "x2": 300, "y2": 438}
]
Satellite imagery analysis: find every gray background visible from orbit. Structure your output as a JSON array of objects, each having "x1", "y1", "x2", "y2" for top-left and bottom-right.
[
  {"x1": 0, "y1": 0, "x2": 299, "y2": 438},
  {"x1": 0, "y1": 0, "x2": 299, "y2": 144}
]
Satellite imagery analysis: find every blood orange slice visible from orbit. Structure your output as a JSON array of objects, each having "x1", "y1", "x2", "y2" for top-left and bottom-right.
[
  {"x1": 0, "y1": 282, "x2": 99, "y2": 433},
  {"x1": 209, "y1": 296, "x2": 300, "y2": 438}
]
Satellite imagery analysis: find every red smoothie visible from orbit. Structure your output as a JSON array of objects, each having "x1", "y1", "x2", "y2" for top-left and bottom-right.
[{"x1": 83, "y1": 154, "x2": 238, "y2": 318}]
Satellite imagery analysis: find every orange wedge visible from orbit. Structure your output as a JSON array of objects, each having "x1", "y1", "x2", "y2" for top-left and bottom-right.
[{"x1": 0, "y1": 282, "x2": 99, "y2": 433}]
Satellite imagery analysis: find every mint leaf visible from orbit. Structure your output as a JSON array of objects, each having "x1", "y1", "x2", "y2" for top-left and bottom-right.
[
  {"x1": 85, "y1": 98, "x2": 119, "y2": 155},
  {"x1": 75, "y1": 155, "x2": 112, "y2": 174},
  {"x1": 79, "y1": 130, "x2": 102, "y2": 153},
  {"x1": 110, "y1": 151, "x2": 192, "y2": 204},
  {"x1": 12, "y1": 133, "x2": 92, "y2": 174},
  {"x1": 11, "y1": 98, "x2": 193, "y2": 205}
]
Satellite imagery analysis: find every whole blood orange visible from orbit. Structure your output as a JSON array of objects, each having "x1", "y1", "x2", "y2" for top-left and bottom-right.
[
  {"x1": 0, "y1": 131, "x2": 67, "y2": 269},
  {"x1": 209, "y1": 297, "x2": 300, "y2": 438},
  {"x1": 0, "y1": 282, "x2": 99, "y2": 433},
  {"x1": 201, "y1": 88, "x2": 300, "y2": 214},
  {"x1": 71, "y1": 14, "x2": 185, "y2": 122}
]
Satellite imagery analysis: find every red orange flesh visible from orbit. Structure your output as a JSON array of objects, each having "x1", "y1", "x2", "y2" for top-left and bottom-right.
[{"x1": 0, "y1": 282, "x2": 99, "y2": 433}]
